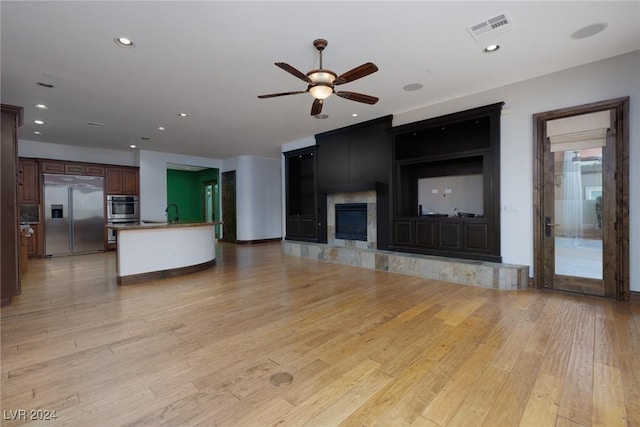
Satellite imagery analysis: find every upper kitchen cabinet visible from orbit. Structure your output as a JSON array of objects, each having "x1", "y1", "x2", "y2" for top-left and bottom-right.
[
  {"x1": 106, "y1": 166, "x2": 139, "y2": 195},
  {"x1": 41, "y1": 160, "x2": 105, "y2": 176},
  {"x1": 18, "y1": 159, "x2": 40, "y2": 203}
]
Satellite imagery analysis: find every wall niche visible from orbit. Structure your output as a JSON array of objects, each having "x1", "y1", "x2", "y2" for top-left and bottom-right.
[{"x1": 390, "y1": 102, "x2": 503, "y2": 262}]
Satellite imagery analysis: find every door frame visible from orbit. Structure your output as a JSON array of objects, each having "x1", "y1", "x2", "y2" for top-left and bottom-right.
[{"x1": 532, "y1": 97, "x2": 629, "y2": 300}]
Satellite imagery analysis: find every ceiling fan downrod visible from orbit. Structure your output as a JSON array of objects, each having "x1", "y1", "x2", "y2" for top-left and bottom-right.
[{"x1": 313, "y1": 38, "x2": 328, "y2": 69}]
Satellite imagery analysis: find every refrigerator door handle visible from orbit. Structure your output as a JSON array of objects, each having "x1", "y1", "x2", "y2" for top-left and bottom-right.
[{"x1": 68, "y1": 186, "x2": 74, "y2": 251}]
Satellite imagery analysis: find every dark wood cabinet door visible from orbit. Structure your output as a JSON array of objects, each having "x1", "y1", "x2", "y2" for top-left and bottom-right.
[
  {"x1": 105, "y1": 167, "x2": 123, "y2": 194},
  {"x1": 65, "y1": 163, "x2": 86, "y2": 175},
  {"x1": 414, "y1": 220, "x2": 437, "y2": 248},
  {"x1": 122, "y1": 168, "x2": 139, "y2": 194},
  {"x1": 106, "y1": 167, "x2": 138, "y2": 195},
  {"x1": 394, "y1": 220, "x2": 412, "y2": 245},
  {"x1": 18, "y1": 160, "x2": 39, "y2": 203},
  {"x1": 85, "y1": 165, "x2": 105, "y2": 176},
  {"x1": 465, "y1": 221, "x2": 491, "y2": 252},
  {"x1": 40, "y1": 161, "x2": 65, "y2": 174}
]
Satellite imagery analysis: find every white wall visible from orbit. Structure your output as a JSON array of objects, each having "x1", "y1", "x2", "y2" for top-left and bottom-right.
[
  {"x1": 138, "y1": 149, "x2": 223, "y2": 221},
  {"x1": 18, "y1": 139, "x2": 137, "y2": 166},
  {"x1": 228, "y1": 156, "x2": 282, "y2": 241},
  {"x1": 394, "y1": 50, "x2": 639, "y2": 291}
]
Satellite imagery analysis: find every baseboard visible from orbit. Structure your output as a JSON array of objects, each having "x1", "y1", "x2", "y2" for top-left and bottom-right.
[
  {"x1": 236, "y1": 238, "x2": 282, "y2": 245},
  {"x1": 629, "y1": 291, "x2": 640, "y2": 304},
  {"x1": 117, "y1": 259, "x2": 216, "y2": 286}
]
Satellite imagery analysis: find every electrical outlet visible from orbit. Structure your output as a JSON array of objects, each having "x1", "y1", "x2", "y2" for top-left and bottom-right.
[
  {"x1": 432, "y1": 189, "x2": 438, "y2": 194},
  {"x1": 444, "y1": 189, "x2": 452, "y2": 194}
]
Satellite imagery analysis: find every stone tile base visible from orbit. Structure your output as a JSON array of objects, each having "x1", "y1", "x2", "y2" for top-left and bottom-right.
[{"x1": 282, "y1": 241, "x2": 529, "y2": 290}]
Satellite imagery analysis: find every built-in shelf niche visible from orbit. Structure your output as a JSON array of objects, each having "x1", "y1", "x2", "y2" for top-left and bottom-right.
[{"x1": 391, "y1": 102, "x2": 503, "y2": 262}]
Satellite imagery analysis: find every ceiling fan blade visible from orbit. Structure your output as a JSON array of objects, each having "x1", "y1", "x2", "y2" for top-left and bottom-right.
[
  {"x1": 334, "y1": 62, "x2": 378, "y2": 85},
  {"x1": 257, "y1": 91, "x2": 307, "y2": 99},
  {"x1": 310, "y1": 99, "x2": 323, "y2": 116},
  {"x1": 335, "y1": 91, "x2": 379, "y2": 105},
  {"x1": 275, "y1": 62, "x2": 312, "y2": 84}
]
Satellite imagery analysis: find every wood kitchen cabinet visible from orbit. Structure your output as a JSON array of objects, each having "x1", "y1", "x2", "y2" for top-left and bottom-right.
[
  {"x1": 18, "y1": 159, "x2": 40, "y2": 203},
  {"x1": 106, "y1": 167, "x2": 139, "y2": 195},
  {"x1": 41, "y1": 160, "x2": 105, "y2": 177},
  {"x1": 1, "y1": 104, "x2": 23, "y2": 306}
]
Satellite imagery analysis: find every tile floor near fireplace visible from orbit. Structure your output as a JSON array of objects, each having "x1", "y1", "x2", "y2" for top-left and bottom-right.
[{"x1": 285, "y1": 190, "x2": 529, "y2": 290}]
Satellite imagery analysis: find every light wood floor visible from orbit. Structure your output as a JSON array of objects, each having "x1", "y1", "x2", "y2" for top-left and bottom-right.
[{"x1": 1, "y1": 242, "x2": 639, "y2": 427}]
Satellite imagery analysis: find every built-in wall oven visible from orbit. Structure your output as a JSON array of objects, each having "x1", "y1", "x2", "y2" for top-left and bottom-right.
[
  {"x1": 107, "y1": 195, "x2": 139, "y2": 243},
  {"x1": 107, "y1": 195, "x2": 138, "y2": 220}
]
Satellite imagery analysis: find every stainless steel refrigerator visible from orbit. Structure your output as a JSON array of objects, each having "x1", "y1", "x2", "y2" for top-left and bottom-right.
[{"x1": 44, "y1": 174, "x2": 105, "y2": 256}]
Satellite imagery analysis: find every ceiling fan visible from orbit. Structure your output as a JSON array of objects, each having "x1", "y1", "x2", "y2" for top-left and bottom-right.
[{"x1": 257, "y1": 39, "x2": 379, "y2": 116}]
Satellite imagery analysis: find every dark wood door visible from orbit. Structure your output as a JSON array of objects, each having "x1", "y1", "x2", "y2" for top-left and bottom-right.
[
  {"x1": 221, "y1": 171, "x2": 236, "y2": 243},
  {"x1": 533, "y1": 98, "x2": 629, "y2": 299},
  {"x1": 18, "y1": 159, "x2": 40, "y2": 203}
]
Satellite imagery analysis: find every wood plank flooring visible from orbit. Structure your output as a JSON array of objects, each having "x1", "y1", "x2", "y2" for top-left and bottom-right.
[{"x1": 1, "y1": 242, "x2": 639, "y2": 426}]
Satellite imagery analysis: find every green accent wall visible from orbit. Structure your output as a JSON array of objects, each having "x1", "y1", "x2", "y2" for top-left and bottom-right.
[{"x1": 167, "y1": 168, "x2": 220, "y2": 235}]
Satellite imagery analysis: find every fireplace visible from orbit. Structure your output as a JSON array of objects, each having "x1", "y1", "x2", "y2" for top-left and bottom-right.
[{"x1": 335, "y1": 203, "x2": 368, "y2": 241}]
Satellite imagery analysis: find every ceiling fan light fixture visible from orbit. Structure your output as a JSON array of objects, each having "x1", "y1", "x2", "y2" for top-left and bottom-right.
[{"x1": 309, "y1": 83, "x2": 333, "y2": 100}]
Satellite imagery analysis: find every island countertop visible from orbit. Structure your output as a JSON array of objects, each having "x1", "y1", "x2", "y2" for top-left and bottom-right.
[
  {"x1": 108, "y1": 221, "x2": 221, "y2": 285},
  {"x1": 107, "y1": 220, "x2": 222, "y2": 231}
]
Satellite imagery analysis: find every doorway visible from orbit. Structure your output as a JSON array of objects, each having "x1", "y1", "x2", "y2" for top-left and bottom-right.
[
  {"x1": 221, "y1": 171, "x2": 237, "y2": 243},
  {"x1": 533, "y1": 97, "x2": 629, "y2": 299},
  {"x1": 202, "y1": 180, "x2": 220, "y2": 238}
]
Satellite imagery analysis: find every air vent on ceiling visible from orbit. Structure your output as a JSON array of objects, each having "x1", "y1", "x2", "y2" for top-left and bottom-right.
[
  {"x1": 86, "y1": 121, "x2": 105, "y2": 128},
  {"x1": 467, "y1": 11, "x2": 515, "y2": 42}
]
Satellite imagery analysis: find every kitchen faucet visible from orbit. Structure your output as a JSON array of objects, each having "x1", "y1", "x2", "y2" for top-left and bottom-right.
[{"x1": 165, "y1": 203, "x2": 179, "y2": 223}]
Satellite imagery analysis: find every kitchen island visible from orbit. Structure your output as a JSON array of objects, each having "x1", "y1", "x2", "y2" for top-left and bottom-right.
[{"x1": 107, "y1": 221, "x2": 221, "y2": 285}]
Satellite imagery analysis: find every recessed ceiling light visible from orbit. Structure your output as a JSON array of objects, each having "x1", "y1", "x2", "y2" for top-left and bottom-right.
[
  {"x1": 571, "y1": 22, "x2": 608, "y2": 40},
  {"x1": 34, "y1": 104, "x2": 48, "y2": 110},
  {"x1": 129, "y1": 144, "x2": 137, "y2": 149},
  {"x1": 178, "y1": 113, "x2": 188, "y2": 117},
  {"x1": 34, "y1": 120, "x2": 45, "y2": 125},
  {"x1": 403, "y1": 83, "x2": 423, "y2": 91},
  {"x1": 34, "y1": 131, "x2": 42, "y2": 135},
  {"x1": 36, "y1": 82, "x2": 54, "y2": 88},
  {"x1": 483, "y1": 44, "x2": 500, "y2": 53},
  {"x1": 352, "y1": 113, "x2": 358, "y2": 117},
  {"x1": 157, "y1": 126, "x2": 165, "y2": 131},
  {"x1": 114, "y1": 36, "x2": 135, "y2": 48}
]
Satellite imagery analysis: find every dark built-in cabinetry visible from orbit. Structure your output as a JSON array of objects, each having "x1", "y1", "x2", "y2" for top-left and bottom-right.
[
  {"x1": 285, "y1": 147, "x2": 319, "y2": 241},
  {"x1": 391, "y1": 102, "x2": 503, "y2": 262},
  {"x1": 284, "y1": 116, "x2": 393, "y2": 246},
  {"x1": 284, "y1": 105, "x2": 502, "y2": 263}
]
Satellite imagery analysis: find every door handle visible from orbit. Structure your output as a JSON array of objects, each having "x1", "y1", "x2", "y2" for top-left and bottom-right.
[{"x1": 544, "y1": 216, "x2": 559, "y2": 237}]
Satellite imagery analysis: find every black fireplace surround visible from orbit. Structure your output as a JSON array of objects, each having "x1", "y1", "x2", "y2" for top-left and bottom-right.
[{"x1": 335, "y1": 203, "x2": 367, "y2": 241}]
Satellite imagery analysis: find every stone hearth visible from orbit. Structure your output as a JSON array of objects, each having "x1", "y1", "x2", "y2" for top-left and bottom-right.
[{"x1": 284, "y1": 189, "x2": 528, "y2": 290}]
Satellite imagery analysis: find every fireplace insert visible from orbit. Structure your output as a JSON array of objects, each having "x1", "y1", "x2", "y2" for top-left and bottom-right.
[{"x1": 335, "y1": 203, "x2": 367, "y2": 241}]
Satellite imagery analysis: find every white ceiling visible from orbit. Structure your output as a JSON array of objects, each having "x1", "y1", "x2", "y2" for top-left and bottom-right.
[{"x1": 2, "y1": 1, "x2": 639, "y2": 160}]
